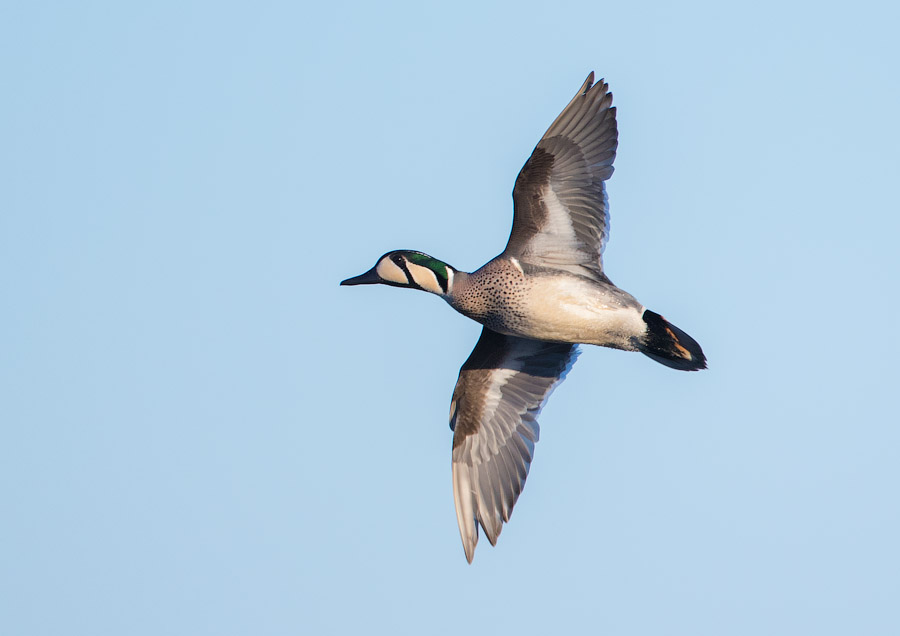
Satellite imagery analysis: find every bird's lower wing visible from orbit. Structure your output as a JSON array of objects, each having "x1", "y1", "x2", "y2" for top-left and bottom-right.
[{"x1": 449, "y1": 327, "x2": 578, "y2": 562}]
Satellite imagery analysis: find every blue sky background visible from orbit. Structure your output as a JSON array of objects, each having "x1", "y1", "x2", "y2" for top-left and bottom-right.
[{"x1": 3, "y1": 1, "x2": 899, "y2": 634}]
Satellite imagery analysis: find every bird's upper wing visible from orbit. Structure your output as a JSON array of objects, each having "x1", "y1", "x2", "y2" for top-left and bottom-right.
[
  {"x1": 450, "y1": 327, "x2": 578, "y2": 563},
  {"x1": 504, "y1": 73, "x2": 618, "y2": 278}
]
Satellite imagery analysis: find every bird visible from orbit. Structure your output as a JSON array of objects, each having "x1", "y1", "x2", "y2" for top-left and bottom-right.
[{"x1": 341, "y1": 72, "x2": 706, "y2": 563}]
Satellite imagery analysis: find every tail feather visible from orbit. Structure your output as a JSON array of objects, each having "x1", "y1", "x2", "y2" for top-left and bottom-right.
[{"x1": 637, "y1": 309, "x2": 706, "y2": 371}]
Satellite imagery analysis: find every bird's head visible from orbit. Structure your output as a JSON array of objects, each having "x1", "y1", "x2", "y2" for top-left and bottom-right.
[{"x1": 340, "y1": 250, "x2": 456, "y2": 295}]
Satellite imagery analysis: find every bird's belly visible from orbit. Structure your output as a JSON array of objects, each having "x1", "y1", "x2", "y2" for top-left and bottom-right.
[{"x1": 486, "y1": 279, "x2": 646, "y2": 349}]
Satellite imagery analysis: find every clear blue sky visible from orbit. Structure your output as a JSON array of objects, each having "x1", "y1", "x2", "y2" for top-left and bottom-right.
[{"x1": 2, "y1": 1, "x2": 899, "y2": 634}]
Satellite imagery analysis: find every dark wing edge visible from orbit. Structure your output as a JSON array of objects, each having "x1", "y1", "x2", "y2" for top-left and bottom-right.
[
  {"x1": 450, "y1": 327, "x2": 579, "y2": 563},
  {"x1": 505, "y1": 73, "x2": 619, "y2": 275}
]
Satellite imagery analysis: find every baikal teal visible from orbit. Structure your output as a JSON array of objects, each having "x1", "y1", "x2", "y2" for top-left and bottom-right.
[{"x1": 341, "y1": 73, "x2": 706, "y2": 563}]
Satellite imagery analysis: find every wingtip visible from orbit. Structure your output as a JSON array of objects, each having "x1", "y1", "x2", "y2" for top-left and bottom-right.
[
  {"x1": 453, "y1": 462, "x2": 480, "y2": 563},
  {"x1": 581, "y1": 71, "x2": 595, "y2": 94},
  {"x1": 461, "y1": 527, "x2": 478, "y2": 564},
  {"x1": 582, "y1": 71, "x2": 612, "y2": 93}
]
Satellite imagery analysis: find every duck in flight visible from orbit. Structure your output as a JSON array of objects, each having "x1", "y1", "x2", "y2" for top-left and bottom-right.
[{"x1": 341, "y1": 73, "x2": 706, "y2": 563}]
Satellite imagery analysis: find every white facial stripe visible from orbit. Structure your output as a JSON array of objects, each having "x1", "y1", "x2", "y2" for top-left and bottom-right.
[
  {"x1": 406, "y1": 262, "x2": 444, "y2": 294},
  {"x1": 376, "y1": 258, "x2": 408, "y2": 285}
]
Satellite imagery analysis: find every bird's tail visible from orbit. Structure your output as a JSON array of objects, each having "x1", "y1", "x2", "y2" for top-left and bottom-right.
[{"x1": 637, "y1": 309, "x2": 706, "y2": 371}]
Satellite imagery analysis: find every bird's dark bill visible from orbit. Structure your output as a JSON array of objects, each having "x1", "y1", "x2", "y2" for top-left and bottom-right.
[{"x1": 340, "y1": 268, "x2": 381, "y2": 286}]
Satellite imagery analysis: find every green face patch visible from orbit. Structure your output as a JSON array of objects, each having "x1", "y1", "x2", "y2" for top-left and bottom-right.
[{"x1": 403, "y1": 251, "x2": 450, "y2": 291}]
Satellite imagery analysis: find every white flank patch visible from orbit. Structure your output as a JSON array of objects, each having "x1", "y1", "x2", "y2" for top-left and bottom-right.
[
  {"x1": 375, "y1": 258, "x2": 408, "y2": 285},
  {"x1": 406, "y1": 262, "x2": 443, "y2": 294}
]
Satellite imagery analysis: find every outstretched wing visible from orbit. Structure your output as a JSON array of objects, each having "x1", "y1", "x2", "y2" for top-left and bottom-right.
[
  {"x1": 450, "y1": 327, "x2": 578, "y2": 563},
  {"x1": 504, "y1": 73, "x2": 618, "y2": 278}
]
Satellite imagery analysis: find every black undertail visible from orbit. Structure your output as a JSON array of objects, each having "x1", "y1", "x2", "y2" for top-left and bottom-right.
[{"x1": 637, "y1": 309, "x2": 707, "y2": 371}]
